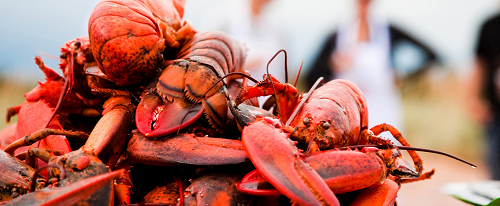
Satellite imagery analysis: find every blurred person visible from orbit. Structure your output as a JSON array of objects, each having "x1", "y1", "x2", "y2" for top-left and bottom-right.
[
  {"x1": 468, "y1": 12, "x2": 500, "y2": 180},
  {"x1": 220, "y1": 0, "x2": 286, "y2": 106},
  {"x1": 305, "y1": 0, "x2": 437, "y2": 139}
]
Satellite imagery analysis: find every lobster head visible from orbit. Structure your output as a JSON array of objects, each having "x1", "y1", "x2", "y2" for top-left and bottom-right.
[
  {"x1": 363, "y1": 147, "x2": 420, "y2": 179},
  {"x1": 286, "y1": 80, "x2": 369, "y2": 150}
]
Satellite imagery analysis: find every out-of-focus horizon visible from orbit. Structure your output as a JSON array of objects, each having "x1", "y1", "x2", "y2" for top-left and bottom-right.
[
  {"x1": 0, "y1": 1, "x2": 496, "y2": 205},
  {"x1": 0, "y1": 0, "x2": 498, "y2": 80}
]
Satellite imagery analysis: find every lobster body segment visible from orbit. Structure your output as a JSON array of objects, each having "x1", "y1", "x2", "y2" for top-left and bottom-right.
[
  {"x1": 88, "y1": 0, "x2": 196, "y2": 86},
  {"x1": 290, "y1": 79, "x2": 369, "y2": 149}
]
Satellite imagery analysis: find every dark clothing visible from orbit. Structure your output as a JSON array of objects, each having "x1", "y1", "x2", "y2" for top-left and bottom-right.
[
  {"x1": 305, "y1": 25, "x2": 437, "y2": 89},
  {"x1": 487, "y1": 115, "x2": 500, "y2": 180},
  {"x1": 476, "y1": 14, "x2": 500, "y2": 116},
  {"x1": 476, "y1": 14, "x2": 500, "y2": 180}
]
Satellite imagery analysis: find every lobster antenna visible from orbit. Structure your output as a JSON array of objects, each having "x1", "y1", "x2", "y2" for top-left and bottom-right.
[
  {"x1": 285, "y1": 77, "x2": 324, "y2": 126},
  {"x1": 267, "y1": 49, "x2": 288, "y2": 84},
  {"x1": 266, "y1": 49, "x2": 288, "y2": 119},
  {"x1": 126, "y1": 87, "x2": 140, "y2": 105},
  {"x1": 41, "y1": 49, "x2": 78, "y2": 151},
  {"x1": 176, "y1": 72, "x2": 259, "y2": 135},
  {"x1": 398, "y1": 146, "x2": 477, "y2": 168},
  {"x1": 337, "y1": 145, "x2": 477, "y2": 168},
  {"x1": 45, "y1": 40, "x2": 84, "y2": 130},
  {"x1": 293, "y1": 61, "x2": 303, "y2": 87}
]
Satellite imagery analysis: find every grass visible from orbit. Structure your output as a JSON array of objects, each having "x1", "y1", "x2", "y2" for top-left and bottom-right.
[
  {"x1": 400, "y1": 68, "x2": 484, "y2": 160},
  {"x1": 0, "y1": 72, "x2": 39, "y2": 130}
]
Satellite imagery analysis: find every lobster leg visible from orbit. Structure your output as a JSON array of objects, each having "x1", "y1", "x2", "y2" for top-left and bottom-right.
[
  {"x1": 15, "y1": 148, "x2": 62, "y2": 168},
  {"x1": 6, "y1": 105, "x2": 21, "y2": 123},
  {"x1": 82, "y1": 96, "x2": 134, "y2": 168},
  {"x1": 114, "y1": 166, "x2": 133, "y2": 205},
  {"x1": 242, "y1": 118, "x2": 339, "y2": 205},
  {"x1": 369, "y1": 123, "x2": 433, "y2": 179},
  {"x1": 3, "y1": 128, "x2": 87, "y2": 155},
  {"x1": 7, "y1": 99, "x2": 74, "y2": 178}
]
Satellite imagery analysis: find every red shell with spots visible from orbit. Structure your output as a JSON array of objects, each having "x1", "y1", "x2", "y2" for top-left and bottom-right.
[{"x1": 88, "y1": 0, "x2": 184, "y2": 86}]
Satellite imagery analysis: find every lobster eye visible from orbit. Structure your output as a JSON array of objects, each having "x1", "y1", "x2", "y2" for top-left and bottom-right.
[
  {"x1": 73, "y1": 41, "x2": 81, "y2": 49},
  {"x1": 322, "y1": 122, "x2": 330, "y2": 130},
  {"x1": 303, "y1": 118, "x2": 310, "y2": 125}
]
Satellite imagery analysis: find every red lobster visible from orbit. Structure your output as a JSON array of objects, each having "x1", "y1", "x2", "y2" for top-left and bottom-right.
[
  {"x1": 88, "y1": 0, "x2": 196, "y2": 86},
  {"x1": 1, "y1": 37, "x2": 136, "y2": 205},
  {"x1": 135, "y1": 31, "x2": 247, "y2": 138},
  {"x1": 232, "y1": 50, "x2": 440, "y2": 205},
  {"x1": 2, "y1": 55, "x2": 86, "y2": 175},
  {"x1": 129, "y1": 31, "x2": 251, "y2": 167}
]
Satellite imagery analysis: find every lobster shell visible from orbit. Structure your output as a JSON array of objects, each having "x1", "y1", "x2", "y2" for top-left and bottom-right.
[{"x1": 88, "y1": 0, "x2": 184, "y2": 86}]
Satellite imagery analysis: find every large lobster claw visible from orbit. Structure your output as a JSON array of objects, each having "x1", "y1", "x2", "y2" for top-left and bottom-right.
[
  {"x1": 135, "y1": 91, "x2": 203, "y2": 138},
  {"x1": 229, "y1": 100, "x2": 275, "y2": 131},
  {"x1": 242, "y1": 118, "x2": 340, "y2": 206},
  {"x1": 127, "y1": 130, "x2": 248, "y2": 166},
  {"x1": 4, "y1": 169, "x2": 124, "y2": 206}
]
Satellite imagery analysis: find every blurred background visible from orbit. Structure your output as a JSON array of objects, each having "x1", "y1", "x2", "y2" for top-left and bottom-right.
[{"x1": 0, "y1": 0, "x2": 497, "y2": 205}]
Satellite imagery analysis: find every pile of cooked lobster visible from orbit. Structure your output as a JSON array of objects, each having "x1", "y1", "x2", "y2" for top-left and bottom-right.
[{"x1": 0, "y1": 0, "x2": 474, "y2": 205}]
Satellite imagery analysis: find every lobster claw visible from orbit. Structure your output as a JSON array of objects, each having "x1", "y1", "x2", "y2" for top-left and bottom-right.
[
  {"x1": 4, "y1": 169, "x2": 124, "y2": 206},
  {"x1": 236, "y1": 169, "x2": 283, "y2": 196},
  {"x1": 378, "y1": 148, "x2": 419, "y2": 178},
  {"x1": 242, "y1": 118, "x2": 340, "y2": 206},
  {"x1": 136, "y1": 91, "x2": 203, "y2": 138},
  {"x1": 229, "y1": 100, "x2": 275, "y2": 131},
  {"x1": 127, "y1": 130, "x2": 248, "y2": 166}
]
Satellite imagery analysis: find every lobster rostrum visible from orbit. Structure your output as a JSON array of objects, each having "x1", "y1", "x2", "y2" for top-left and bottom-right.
[
  {"x1": 88, "y1": 0, "x2": 196, "y2": 86},
  {"x1": 136, "y1": 31, "x2": 247, "y2": 138}
]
